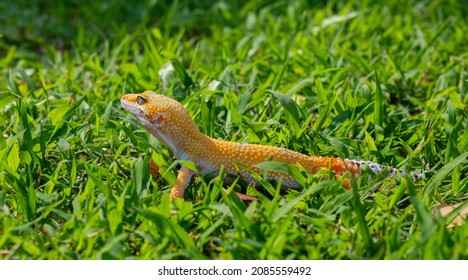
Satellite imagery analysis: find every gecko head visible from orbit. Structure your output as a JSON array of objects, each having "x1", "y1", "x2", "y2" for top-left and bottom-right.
[
  {"x1": 121, "y1": 91, "x2": 182, "y2": 128},
  {"x1": 121, "y1": 90, "x2": 201, "y2": 155}
]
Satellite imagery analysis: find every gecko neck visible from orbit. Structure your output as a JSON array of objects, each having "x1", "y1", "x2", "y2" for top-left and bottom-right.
[
  {"x1": 178, "y1": 132, "x2": 214, "y2": 160},
  {"x1": 152, "y1": 125, "x2": 214, "y2": 161}
]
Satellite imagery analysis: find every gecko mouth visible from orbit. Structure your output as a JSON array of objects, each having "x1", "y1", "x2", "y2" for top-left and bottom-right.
[{"x1": 121, "y1": 99, "x2": 146, "y2": 117}]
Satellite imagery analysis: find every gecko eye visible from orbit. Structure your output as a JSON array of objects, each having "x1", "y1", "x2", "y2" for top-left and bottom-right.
[{"x1": 136, "y1": 96, "x2": 147, "y2": 105}]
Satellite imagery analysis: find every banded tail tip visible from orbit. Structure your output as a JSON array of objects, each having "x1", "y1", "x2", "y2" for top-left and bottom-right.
[{"x1": 344, "y1": 159, "x2": 427, "y2": 181}]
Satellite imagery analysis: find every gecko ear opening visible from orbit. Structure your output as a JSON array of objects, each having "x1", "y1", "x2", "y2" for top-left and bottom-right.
[{"x1": 151, "y1": 114, "x2": 165, "y2": 125}]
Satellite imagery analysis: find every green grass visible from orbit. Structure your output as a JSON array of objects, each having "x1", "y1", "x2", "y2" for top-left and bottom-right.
[{"x1": 1, "y1": 0, "x2": 467, "y2": 259}]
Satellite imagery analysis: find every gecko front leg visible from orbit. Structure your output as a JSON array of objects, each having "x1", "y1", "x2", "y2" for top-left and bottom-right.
[{"x1": 169, "y1": 165, "x2": 195, "y2": 200}]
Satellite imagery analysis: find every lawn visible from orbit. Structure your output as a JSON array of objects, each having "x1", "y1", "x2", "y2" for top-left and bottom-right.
[{"x1": 0, "y1": 0, "x2": 467, "y2": 259}]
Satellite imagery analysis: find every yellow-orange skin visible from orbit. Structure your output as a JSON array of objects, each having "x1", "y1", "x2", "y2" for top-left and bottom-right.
[{"x1": 121, "y1": 91, "x2": 360, "y2": 199}]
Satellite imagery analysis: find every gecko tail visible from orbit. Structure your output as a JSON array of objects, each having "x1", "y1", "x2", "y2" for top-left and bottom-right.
[{"x1": 344, "y1": 159, "x2": 428, "y2": 181}]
